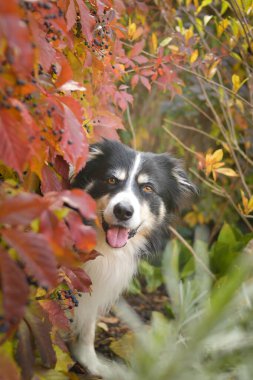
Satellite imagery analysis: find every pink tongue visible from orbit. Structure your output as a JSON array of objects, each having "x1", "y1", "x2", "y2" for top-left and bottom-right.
[{"x1": 106, "y1": 227, "x2": 130, "y2": 248}]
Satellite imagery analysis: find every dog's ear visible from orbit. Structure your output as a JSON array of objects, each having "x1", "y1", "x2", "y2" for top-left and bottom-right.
[
  {"x1": 156, "y1": 153, "x2": 198, "y2": 210},
  {"x1": 88, "y1": 143, "x2": 104, "y2": 161},
  {"x1": 70, "y1": 143, "x2": 105, "y2": 187},
  {"x1": 171, "y1": 159, "x2": 199, "y2": 208}
]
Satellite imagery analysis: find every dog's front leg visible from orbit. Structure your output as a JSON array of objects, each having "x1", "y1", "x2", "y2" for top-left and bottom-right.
[{"x1": 70, "y1": 311, "x2": 110, "y2": 377}]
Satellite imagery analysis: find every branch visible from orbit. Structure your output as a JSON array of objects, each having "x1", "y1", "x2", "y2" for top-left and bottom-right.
[{"x1": 168, "y1": 225, "x2": 215, "y2": 279}]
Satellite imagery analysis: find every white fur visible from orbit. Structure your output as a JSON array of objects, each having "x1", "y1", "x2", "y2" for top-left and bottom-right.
[
  {"x1": 71, "y1": 228, "x2": 146, "y2": 376},
  {"x1": 111, "y1": 168, "x2": 127, "y2": 181},
  {"x1": 137, "y1": 173, "x2": 150, "y2": 184}
]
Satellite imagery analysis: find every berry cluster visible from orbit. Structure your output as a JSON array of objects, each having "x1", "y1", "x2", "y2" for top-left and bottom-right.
[
  {"x1": 56, "y1": 289, "x2": 82, "y2": 323},
  {"x1": 80, "y1": 7, "x2": 115, "y2": 60}
]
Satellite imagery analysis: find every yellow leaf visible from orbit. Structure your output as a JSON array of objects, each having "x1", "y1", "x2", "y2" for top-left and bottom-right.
[
  {"x1": 185, "y1": 28, "x2": 194, "y2": 43},
  {"x1": 217, "y1": 18, "x2": 230, "y2": 37},
  {"x1": 168, "y1": 45, "x2": 179, "y2": 52},
  {"x1": 190, "y1": 49, "x2": 199, "y2": 64},
  {"x1": 207, "y1": 59, "x2": 221, "y2": 79},
  {"x1": 151, "y1": 32, "x2": 158, "y2": 53},
  {"x1": 239, "y1": 191, "x2": 253, "y2": 215},
  {"x1": 212, "y1": 149, "x2": 223, "y2": 162},
  {"x1": 215, "y1": 167, "x2": 238, "y2": 176},
  {"x1": 132, "y1": 26, "x2": 144, "y2": 41},
  {"x1": 248, "y1": 196, "x2": 253, "y2": 213},
  {"x1": 128, "y1": 22, "x2": 136, "y2": 39},
  {"x1": 110, "y1": 332, "x2": 135, "y2": 360},
  {"x1": 232, "y1": 74, "x2": 240, "y2": 93},
  {"x1": 232, "y1": 74, "x2": 248, "y2": 93}
]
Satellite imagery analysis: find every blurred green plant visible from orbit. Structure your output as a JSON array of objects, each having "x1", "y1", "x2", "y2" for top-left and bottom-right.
[{"x1": 110, "y1": 229, "x2": 253, "y2": 380}]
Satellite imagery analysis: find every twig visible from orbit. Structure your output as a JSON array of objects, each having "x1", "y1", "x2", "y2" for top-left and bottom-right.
[
  {"x1": 164, "y1": 119, "x2": 225, "y2": 145},
  {"x1": 126, "y1": 105, "x2": 137, "y2": 149},
  {"x1": 162, "y1": 125, "x2": 197, "y2": 155},
  {"x1": 168, "y1": 225, "x2": 215, "y2": 279}
]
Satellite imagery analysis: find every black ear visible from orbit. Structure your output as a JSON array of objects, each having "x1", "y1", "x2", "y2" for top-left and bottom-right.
[
  {"x1": 87, "y1": 143, "x2": 104, "y2": 161},
  {"x1": 70, "y1": 143, "x2": 105, "y2": 188},
  {"x1": 171, "y1": 159, "x2": 199, "y2": 208}
]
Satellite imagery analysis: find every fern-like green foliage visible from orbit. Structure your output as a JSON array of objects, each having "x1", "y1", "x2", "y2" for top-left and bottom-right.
[{"x1": 108, "y1": 227, "x2": 253, "y2": 380}]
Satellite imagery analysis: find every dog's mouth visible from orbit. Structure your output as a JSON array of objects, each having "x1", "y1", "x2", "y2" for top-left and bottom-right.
[{"x1": 102, "y1": 217, "x2": 139, "y2": 248}]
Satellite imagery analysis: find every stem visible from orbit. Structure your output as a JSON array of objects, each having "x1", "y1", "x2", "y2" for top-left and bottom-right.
[
  {"x1": 126, "y1": 105, "x2": 137, "y2": 149},
  {"x1": 168, "y1": 225, "x2": 215, "y2": 279},
  {"x1": 162, "y1": 125, "x2": 197, "y2": 156},
  {"x1": 164, "y1": 118, "x2": 225, "y2": 145}
]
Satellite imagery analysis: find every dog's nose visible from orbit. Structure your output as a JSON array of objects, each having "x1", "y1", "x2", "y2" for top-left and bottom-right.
[{"x1": 113, "y1": 203, "x2": 134, "y2": 221}]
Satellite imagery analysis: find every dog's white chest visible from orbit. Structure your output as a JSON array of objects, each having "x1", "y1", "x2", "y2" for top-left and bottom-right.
[{"x1": 83, "y1": 233, "x2": 144, "y2": 313}]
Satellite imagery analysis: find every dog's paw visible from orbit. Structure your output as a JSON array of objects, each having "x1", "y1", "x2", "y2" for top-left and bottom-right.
[{"x1": 70, "y1": 343, "x2": 111, "y2": 378}]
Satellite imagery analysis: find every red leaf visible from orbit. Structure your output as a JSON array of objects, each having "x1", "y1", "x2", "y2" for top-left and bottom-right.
[
  {"x1": 131, "y1": 74, "x2": 139, "y2": 88},
  {"x1": 129, "y1": 40, "x2": 145, "y2": 58},
  {"x1": 59, "y1": 101, "x2": 88, "y2": 173},
  {"x1": 62, "y1": 266, "x2": 92, "y2": 292},
  {"x1": 114, "y1": 90, "x2": 133, "y2": 111},
  {"x1": 16, "y1": 320, "x2": 34, "y2": 380},
  {"x1": 0, "y1": 248, "x2": 29, "y2": 326},
  {"x1": 66, "y1": 0, "x2": 77, "y2": 31},
  {"x1": 92, "y1": 111, "x2": 124, "y2": 140},
  {"x1": 76, "y1": 0, "x2": 96, "y2": 43},
  {"x1": 0, "y1": 109, "x2": 29, "y2": 176},
  {"x1": 67, "y1": 212, "x2": 96, "y2": 252},
  {"x1": 0, "y1": 193, "x2": 49, "y2": 225},
  {"x1": 39, "y1": 210, "x2": 77, "y2": 266},
  {"x1": 54, "y1": 155, "x2": 70, "y2": 181},
  {"x1": 132, "y1": 55, "x2": 149, "y2": 64},
  {"x1": 40, "y1": 300, "x2": 69, "y2": 331},
  {"x1": 0, "y1": 15, "x2": 34, "y2": 75},
  {"x1": 29, "y1": 17, "x2": 56, "y2": 71},
  {"x1": 55, "y1": 53, "x2": 73, "y2": 88},
  {"x1": 141, "y1": 69, "x2": 155, "y2": 76},
  {"x1": 60, "y1": 189, "x2": 96, "y2": 220},
  {"x1": 2, "y1": 229, "x2": 58, "y2": 289},
  {"x1": 25, "y1": 307, "x2": 56, "y2": 369},
  {"x1": 140, "y1": 76, "x2": 151, "y2": 91},
  {"x1": 60, "y1": 96, "x2": 83, "y2": 123},
  {"x1": 41, "y1": 165, "x2": 63, "y2": 194}
]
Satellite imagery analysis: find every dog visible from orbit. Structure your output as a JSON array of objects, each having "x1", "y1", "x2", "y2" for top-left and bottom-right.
[{"x1": 70, "y1": 139, "x2": 198, "y2": 376}]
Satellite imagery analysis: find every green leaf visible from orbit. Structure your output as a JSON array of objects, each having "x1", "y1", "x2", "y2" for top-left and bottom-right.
[
  {"x1": 217, "y1": 223, "x2": 236, "y2": 245},
  {"x1": 221, "y1": 0, "x2": 230, "y2": 15},
  {"x1": 159, "y1": 36, "x2": 172, "y2": 47}
]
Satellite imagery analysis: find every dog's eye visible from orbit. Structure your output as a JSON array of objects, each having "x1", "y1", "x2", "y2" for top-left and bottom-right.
[
  {"x1": 107, "y1": 177, "x2": 118, "y2": 185},
  {"x1": 142, "y1": 184, "x2": 154, "y2": 193}
]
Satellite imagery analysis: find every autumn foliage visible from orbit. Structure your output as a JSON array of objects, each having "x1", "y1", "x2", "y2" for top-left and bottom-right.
[{"x1": 1, "y1": 0, "x2": 253, "y2": 378}]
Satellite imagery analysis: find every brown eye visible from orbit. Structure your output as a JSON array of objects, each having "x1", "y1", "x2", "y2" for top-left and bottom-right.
[
  {"x1": 107, "y1": 177, "x2": 117, "y2": 185},
  {"x1": 142, "y1": 184, "x2": 153, "y2": 193}
]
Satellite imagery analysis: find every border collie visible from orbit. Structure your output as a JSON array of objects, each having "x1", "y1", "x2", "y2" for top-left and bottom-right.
[{"x1": 70, "y1": 139, "x2": 198, "y2": 376}]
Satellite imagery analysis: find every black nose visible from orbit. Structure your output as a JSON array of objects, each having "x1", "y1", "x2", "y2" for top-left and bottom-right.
[{"x1": 113, "y1": 203, "x2": 134, "y2": 221}]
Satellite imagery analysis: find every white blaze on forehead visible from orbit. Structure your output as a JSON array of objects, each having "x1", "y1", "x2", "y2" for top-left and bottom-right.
[
  {"x1": 111, "y1": 168, "x2": 127, "y2": 181},
  {"x1": 128, "y1": 153, "x2": 141, "y2": 188}
]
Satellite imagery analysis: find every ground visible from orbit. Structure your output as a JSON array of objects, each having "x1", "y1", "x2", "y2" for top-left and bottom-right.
[{"x1": 71, "y1": 285, "x2": 169, "y2": 379}]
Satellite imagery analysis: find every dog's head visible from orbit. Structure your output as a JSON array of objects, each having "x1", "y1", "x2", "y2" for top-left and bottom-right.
[{"x1": 72, "y1": 140, "x2": 198, "y2": 249}]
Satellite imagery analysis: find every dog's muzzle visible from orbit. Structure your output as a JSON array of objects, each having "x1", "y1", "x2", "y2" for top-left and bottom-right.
[{"x1": 102, "y1": 216, "x2": 139, "y2": 248}]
